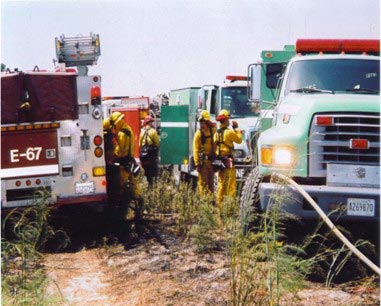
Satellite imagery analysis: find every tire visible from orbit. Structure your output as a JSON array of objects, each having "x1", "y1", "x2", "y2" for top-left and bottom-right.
[{"x1": 239, "y1": 166, "x2": 262, "y2": 234}]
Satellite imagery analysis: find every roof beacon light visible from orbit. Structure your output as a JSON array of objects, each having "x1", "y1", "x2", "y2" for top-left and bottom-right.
[
  {"x1": 341, "y1": 39, "x2": 380, "y2": 54},
  {"x1": 225, "y1": 75, "x2": 248, "y2": 81},
  {"x1": 296, "y1": 39, "x2": 380, "y2": 54}
]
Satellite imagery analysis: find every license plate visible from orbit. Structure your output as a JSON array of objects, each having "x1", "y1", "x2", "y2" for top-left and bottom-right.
[
  {"x1": 75, "y1": 182, "x2": 95, "y2": 194},
  {"x1": 347, "y1": 198, "x2": 375, "y2": 217}
]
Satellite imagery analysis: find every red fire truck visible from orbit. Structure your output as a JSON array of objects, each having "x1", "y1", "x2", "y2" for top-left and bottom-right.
[
  {"x1": 1, "y1": 33, "x2": 107, "y2": 209},
  {"x1": 102, "y1": 96, "x2": 154, "y2": 158}
]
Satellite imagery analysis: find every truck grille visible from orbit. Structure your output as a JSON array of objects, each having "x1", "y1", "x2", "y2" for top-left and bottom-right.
[{"x1": 309, "y1": 113, "x2": 380, "y2": 177}]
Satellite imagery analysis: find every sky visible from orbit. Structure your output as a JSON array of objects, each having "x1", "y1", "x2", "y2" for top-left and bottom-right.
[{"x1": 1, "y1": 0, "x2": 380, "y2": 98}]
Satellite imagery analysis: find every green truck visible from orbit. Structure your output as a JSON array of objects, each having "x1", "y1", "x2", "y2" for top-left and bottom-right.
[
  {"x1": 198, "y1": 76, "x2": 260, "y2": 181},
  {"x1": 160, "y1": 87, "x2": 200, "y2": 183},
  {"x1": 160, "y1": 76, "x2": 260, "y2": 186},
  {"x1": 242, "y1": 39, "x2": 380, "y2": 224}
]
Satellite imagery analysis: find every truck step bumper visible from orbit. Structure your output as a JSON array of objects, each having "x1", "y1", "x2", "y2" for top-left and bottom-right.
[{"x1": 258, "y1": 183, "x2": 380, "y2": 222}]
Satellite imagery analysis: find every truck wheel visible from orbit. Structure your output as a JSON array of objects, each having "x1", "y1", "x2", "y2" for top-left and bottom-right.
[{"x1": 239, "y1": 166, "x2": 262, "y2": 234}]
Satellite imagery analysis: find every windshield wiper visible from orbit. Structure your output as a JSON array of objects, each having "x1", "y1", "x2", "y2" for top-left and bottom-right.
[
  {"x1": 345, "y1": 88, "x2": 379, "y2": 94},
  {"x1": 290, "y1": 87, "x2": 335, "y2": 94}
]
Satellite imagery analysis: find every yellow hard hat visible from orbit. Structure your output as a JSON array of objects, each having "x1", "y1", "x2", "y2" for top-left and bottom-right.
[
  {"x1": 198, "y1": 110, "x2": 211, "y2": 121},
  {"x1": 103, "y1": 118, "x2": 112, "y2": 130},
  {"x1": 110, "y1": 111, "x2": 124, "y2": 126},
  {"x1": 216, "y1": 109, "x2": 230, "y2": 121}
]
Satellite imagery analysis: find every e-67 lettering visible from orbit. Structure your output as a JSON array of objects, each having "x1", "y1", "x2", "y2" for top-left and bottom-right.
[{"x1": 10, "y1": 147, "x2": 42, "y2": 162}]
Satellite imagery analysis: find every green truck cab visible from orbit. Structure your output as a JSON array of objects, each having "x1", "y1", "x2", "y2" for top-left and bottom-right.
[
  {"x1": 242, "y1": 39, "x2": 380, "y2": 222},
  {"x1": 198, "y1": 76, "x2": 260, "y2": 181}
]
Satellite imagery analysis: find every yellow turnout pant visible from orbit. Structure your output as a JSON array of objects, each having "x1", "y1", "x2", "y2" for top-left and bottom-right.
[{"x1": 216, "y1": 166, "x2": 236, "y2": 206}]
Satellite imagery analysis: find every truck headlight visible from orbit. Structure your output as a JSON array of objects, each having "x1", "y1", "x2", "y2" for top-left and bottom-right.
[{"x1": 261, "y1": 146, "x2": 295, "y2": 167}]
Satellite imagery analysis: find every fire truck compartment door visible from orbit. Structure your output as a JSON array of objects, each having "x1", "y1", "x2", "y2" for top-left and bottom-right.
[
  {"x1": 1, "y1": 73, "x2": 23, "y2": 125},
  {"x1": 1, "y1": 129, "x2": 59, "y2": 178},
  {"x1": 160, "y1": 105, "x2": 189, "y2": 165}
]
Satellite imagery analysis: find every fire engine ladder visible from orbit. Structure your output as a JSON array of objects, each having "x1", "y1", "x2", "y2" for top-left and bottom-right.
[{"x1": 55, "y1": 33, "x2": 101, "y2": 76}]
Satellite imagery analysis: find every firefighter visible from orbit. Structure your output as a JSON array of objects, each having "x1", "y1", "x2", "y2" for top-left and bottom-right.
[
  {"x1": 193, "y1": 110, "x2": 216, "y2": 195},
  {"x1": 139, "y1": 115, "x2": 160, "y2": 186},
  {"x1": 109, "y1": 111, "x2": 144, "y2": 235},
  {"x1": 214, "y1": 109, "x2": 242, "y2": 206}
]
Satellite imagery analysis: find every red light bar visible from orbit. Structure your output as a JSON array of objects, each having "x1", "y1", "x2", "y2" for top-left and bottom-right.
[
  {"x1": 296, "y1": 39, "x2": 341, "y2": 53},
  {"x1": 226, "y1": 75, "x2": 248, "y2": 81},
  {"x1": 315, "y1": 116, "x2": 333, "y2": 126},
  {"x1": 350, "y1": 139, "x2": 369, "y2": 149},
  {"x1": 342, "y1": 39, "x2": 380, "y2": 53},
  {"x1": 296, "y1": 39, "x2": 380, "y2": 54}
]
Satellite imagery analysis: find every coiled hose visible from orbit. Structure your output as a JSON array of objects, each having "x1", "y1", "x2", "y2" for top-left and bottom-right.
[{"x1": 273, "y1": 172, "x2": 380, "y2": 275}]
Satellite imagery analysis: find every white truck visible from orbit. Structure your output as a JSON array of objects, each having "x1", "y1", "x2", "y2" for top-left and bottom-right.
[
  {"x1": 242, "y1": 38, "x2": 380, "y2": 226},
  {"x1": 1, "y1": 33, "x2": 107, "y2": 209}
]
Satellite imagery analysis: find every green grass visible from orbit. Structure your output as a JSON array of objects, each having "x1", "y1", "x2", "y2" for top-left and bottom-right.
[{"x1": 1, "y1": 190, "x2": 68, "y2": 305}]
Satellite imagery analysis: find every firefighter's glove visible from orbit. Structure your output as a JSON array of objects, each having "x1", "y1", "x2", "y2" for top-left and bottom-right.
[
  {"x1": 232, "y1": 121, "x2": 238, "y2": 129},
  {"x1": 196, "y1": 165, "x2": 202, "y2": 173}
]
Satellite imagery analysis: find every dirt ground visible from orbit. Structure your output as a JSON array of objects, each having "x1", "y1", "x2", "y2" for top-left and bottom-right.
[{"x1": 43, "y1": 214, "x2": 380, "y2": 306}]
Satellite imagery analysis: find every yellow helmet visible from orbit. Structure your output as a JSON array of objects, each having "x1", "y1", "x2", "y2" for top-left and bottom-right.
[
  {"x1": 216, "y1": 109, "x2": 230, "y2": 121},
  {"x1": 110, "y1": 111, "x2": 125, "y2": 126},
  {"x1": 103, "y1": 118, "x2": 112, "y2": 130},
  {"x1": 198, "y1": 110, "x2": 211, "y2": 121}
]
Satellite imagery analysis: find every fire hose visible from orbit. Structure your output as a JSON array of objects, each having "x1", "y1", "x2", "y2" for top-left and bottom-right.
[{"x1": 273, "y1": 172, "x2": 380, "y2": 276}]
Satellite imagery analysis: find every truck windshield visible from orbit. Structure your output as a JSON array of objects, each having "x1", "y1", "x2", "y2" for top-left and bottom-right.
[
  {"x1": 221, "y1": 87, "x2": 257, "y2": 117},
  {"x1": 285, "y1": 59, "x2": 380, "y2": 96}
]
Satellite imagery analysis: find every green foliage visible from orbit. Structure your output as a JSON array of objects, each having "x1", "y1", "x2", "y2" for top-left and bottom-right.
[
  {"x1": 228, "y1": 183, "x2": 316, "y2": 305},
  {"x1": 1, "y1": 190, "x2": 68, "y2": 305},
  {"x1": 132, "y1": 168, "x2": 379, "y2": 304},
  {"x1": 189, "y1": 194, "x2": 221, "y2": 253}
]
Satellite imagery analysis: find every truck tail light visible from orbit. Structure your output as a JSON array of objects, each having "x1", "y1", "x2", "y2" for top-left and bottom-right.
[
  {"x1": 93, "y1": 135, "x2": 103, "y2": 146},
  {"x1": 94, "y1": 147, "x2": 103, "y2": 158},
  {"x1": 315, "y1": 116, "x2": 333, "y2": 126},
  {"x1": 91, "y1": 85, "x2": 101, "y2": 105},
  {"x1": 350, "y1": 139, "x2": 369, "y2": 149}
]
